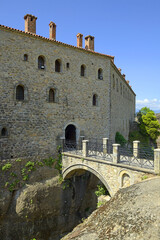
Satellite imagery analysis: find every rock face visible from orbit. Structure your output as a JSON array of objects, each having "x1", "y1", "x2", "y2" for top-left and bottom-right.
[
  {"x1": 0, "y1": 166, "x2": 99, "y2": 240},
  {"x1": 62, "y1": 177, "x2": 160, "y2": 240}
]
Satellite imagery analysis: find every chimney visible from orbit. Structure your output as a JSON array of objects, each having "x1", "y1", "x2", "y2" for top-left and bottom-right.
[
  {"x1": 77, "y1": 33, "x2": 83, "y2": 48},
  {"x1": 122, "y1": 74, "x2": 126, "y2": 79},
  {"x1": 85, "y1": 35, "x2": 94, "y2": 51},
  {"x1": 118, "y1": 68, "x2": 122, "y2": 73},
  {"x1": 24, "y1": 14, "x2": 37, "y2": 34},
  {"x1": 49, "y1": 21, "x2": 56, "y2": 40},
  {"x1": 126, "y1": 80, "x2": 130, "y2": 84}
]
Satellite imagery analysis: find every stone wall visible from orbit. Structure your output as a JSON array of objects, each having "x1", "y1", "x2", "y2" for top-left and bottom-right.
[
  {"x1": 110, "y1": 63, "x2": 136, "y2": 140},
  {"x1": 0, "y1": 26, "x2": 135, "y2": 159}
]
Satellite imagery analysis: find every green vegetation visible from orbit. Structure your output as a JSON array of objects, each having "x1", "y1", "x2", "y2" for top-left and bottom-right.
[
  {"x1": 115, "y1": 132, "x2": 127, "y2": 146},
  {"x1": 2, "y1": 163, "x2": 12, "y2": 171},
  {"x1": 141, "y1": 175, "x2": 148, "y2": 180},
  {"x1": 95, "y1": 185, "x2": 106, "y2": 197},
  {"x1": 97, "y1": 201, "x2": 105, "y2": 208},
  {"x1": 0, "y1": 146, "x2": 63, "y2": 192},
  {"x1": 129, "y1": 107, "x2": 160, "y2": 145}
]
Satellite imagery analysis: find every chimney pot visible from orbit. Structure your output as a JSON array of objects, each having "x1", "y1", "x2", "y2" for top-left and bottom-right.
[
  {"x1": 85, "y1": 35, "x2": 94, "y2": 51},
  {"x1": 24, "y1": 14, "x2": 37, "y2": 34},
  {"x1": 77, "y1": 33, "x2": 83, "y2": 48},
  {"x1": 49, "y1": 21, "x2": 56, "y2": 40}
]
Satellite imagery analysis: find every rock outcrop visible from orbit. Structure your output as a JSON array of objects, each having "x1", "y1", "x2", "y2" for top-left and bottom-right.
[
  {"x1": 0, "y1": 166, "x2": 99, "y2": 240},
  {"x1": 62, "y1": 177, "x2": 160, "y2": 240}
]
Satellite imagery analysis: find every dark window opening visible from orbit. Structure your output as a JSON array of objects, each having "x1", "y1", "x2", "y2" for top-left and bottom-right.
[
  {"x1": 66, "y1": 62, "x2": 70, "y2": 68},
  {"x1": 55, "y1": 59, "x2": 61, "y2": 72},
  {"x1": 38, "y1": 56, "x2": 45, "y2": 69},
  {"x1": 1, "y1": 128, "x2": 7, "y2": 137},
  {"x1": 98, "y1": 68, "x2": 103, "y2": 80},
  {"x1": 65, "y1": 124, "x2": 76, "y2": 144},
  {"x1": 16, "y1": 85, "x2": 24, "y2": 101},
  {"x1": 24, "y1": 54, "x2": 28, "y2": 61},
  {"x1": 49, "y1": 89, "x2": 55, "y2": 102},
  {"x1": 93, "y1": 94, "x2": 98, "y2": 106},
  {"x1": 81, "y1": 65, "x2": 85, "y2": 76}
]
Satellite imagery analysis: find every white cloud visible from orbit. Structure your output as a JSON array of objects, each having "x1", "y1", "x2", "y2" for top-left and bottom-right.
[{"x1": 136, "y1": 98, "x2": 160, "y2": 111}]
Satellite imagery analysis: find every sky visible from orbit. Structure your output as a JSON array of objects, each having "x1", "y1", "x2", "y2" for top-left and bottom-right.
[{"x1": 0, "y1": 0, "x2": 160, "y2": 112}]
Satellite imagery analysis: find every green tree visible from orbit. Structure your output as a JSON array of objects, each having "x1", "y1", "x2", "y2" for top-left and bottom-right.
[
  {"x1": 137, "y1": 107, "x2": 154, "y2": 124},
  {"x1": 140, "y1": 111, "x2": 160, "y2": 141},
  {"x1": 115, "y1": 132, "x2": 127, "y2": 146}
]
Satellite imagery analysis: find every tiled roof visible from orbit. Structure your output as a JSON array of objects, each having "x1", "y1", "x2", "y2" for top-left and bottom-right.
[{"x1": 0, "y1": 24, "x2": 114, "y2": 60}]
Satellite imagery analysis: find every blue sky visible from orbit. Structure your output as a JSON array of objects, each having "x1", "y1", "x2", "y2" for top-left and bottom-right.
[{"x1": 1, "y1": 0, "x2": 160, "y2": 111}]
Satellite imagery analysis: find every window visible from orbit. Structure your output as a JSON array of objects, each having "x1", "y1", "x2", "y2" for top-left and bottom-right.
[
  {"x1": 66, "y1": 62, "x2": 70, "y2": 69},
  {"x1": 98, "y1": 68, "x2": 103, "y2": 80},
  {"x1": 116, "y1": 78, "x2": 119, "y2": 92},
  {"x1": 49, "y1": 89, "x2": 55, "y2": 102},
  {"x1": 113, "y1": 74, "x2": 115, "y2": 89},
  {"x1": 24, "y1": 54, "x2": 28, "y2": 61},
  {"x1": 55, "y1": 59, "x2": 61, "y2": 72},
  {"x1": 38, "y1": 56, "x2": 45, "y2": 69},
  {"x1": 93, "y1": 94, "x2": 98, "y2": 106},
  {"x1": 81, "y1": 64, "x2": 86, "y2": 77},
  {"x1": 120, "y1": 83, "x2": 122, "y2": 95},
  {"x1": 1, "y1": 128, "x2": 7, "y2": 137},
  {"x1": 16, "y1": 85, "x2": 24, "y2": 101}
]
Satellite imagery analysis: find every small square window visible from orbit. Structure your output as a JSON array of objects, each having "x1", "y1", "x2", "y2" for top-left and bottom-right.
[
  {"x1": 66, "y1": 63, "x2": 70, "y2": 68},
  {"x1": 24, "y1": 54, "x2": 28, "y2": 61}
]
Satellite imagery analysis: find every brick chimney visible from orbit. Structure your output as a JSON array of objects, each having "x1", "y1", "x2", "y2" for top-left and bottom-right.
[
  {"x1": 77, "y1": 33, "x2": 83, "y2": 48},
  {"x1": 49, "y1": 21, "x2": 56, "y2": 40},
  {"x1": 85, "y1": 35, "x2": 94, "y2": 51},
  {"x1": 24, "y1": 14, "x2": 37, "y2": 34}
]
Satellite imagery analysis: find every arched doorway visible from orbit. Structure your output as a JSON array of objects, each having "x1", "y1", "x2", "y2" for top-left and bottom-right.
[{"x1": 65, "y1": 124, "x2": 76, "y2": 144}]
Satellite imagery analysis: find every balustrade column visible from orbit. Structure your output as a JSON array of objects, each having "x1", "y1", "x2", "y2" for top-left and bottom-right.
[
  {"x1": 112, "y1": 144, "x2": 120, "y2": 163},
  {"x1": 154, "y1": 149, "x2": 160, "y2": 174},
  {"x1": 103, "y1": 138, "x2": 109, "y2": 154},
  {"x1": 82, "y1": 140, "x2": 89, "y2": 157},
  {"x1": 79, "y1": 136, "x2": 85, "y2": 150},
  {"x1": 133, "y1": 141, "x2": 140, "y2": 158}
]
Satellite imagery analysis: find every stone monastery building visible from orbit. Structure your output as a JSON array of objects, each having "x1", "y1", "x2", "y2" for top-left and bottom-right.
[{"x1": 0, "y1": 14, "x2": 135, "y2": 159}]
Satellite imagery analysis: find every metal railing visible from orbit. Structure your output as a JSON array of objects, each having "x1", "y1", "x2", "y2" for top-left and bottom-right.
[
  {"x1": 62, "y1": 138, "x2": 156, "y2": 170},
  {"x1": 63, "y1": 140, "x2": 83, "y2": 156}
]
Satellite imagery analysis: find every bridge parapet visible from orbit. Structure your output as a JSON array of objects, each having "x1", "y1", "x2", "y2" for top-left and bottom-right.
[{"x1": 61, "y1": 137, "x2": 160, "y2": 174}]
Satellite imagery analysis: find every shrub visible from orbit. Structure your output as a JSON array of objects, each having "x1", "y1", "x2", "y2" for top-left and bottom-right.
[
  {"x1": 95, "y1": 185, "x2": 106, "y2": 197},
  {"x1": 2, "y1": 163, "x2": 12, "y2": 171},
  {"x1": 115, "y1": 132, "x2": 127, "y2": 146}
]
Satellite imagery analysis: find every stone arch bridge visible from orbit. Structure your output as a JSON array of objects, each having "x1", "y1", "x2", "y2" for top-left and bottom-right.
[{"x1": 62, "y1": 138, "x2": 160, "y2": 196}]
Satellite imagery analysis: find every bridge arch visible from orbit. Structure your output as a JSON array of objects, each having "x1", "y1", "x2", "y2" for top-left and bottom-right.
[{"x1": 62, "y1": 163, "x2": 113, "y2": 196}]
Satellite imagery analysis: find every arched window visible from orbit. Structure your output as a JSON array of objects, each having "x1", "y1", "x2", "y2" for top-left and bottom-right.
[
  {"x1": 38, "y1": 56, "x2": 45, "y2": 69},
  {"x1": 81, "y1": 64, "x2": 86, "y2": 77},
  {"x1": 49, "y1": 89, "x2": 55, "y2": 102},
  {"x1": 55, "y1": 59, "x2": 61, "y2": 72},
  {"x1": 98, "y1": 68, "x2": 103, "y2": 80},
  {"x1": 1, "y1": 128, "x2": 7, "y2": 137},
  {"x1": 120, "y1": 83, "x2": 122, "y2": 95},
  {"x1": 113, "y1": 74, "x2": 115, "y2": 89},
  {"x1": 116, "y1": 78, "x2": 119, "y2": 92},
  {"x1": 93, "y1": 94, "x2": 98, "y2": 106},
  {"x1": 16, "y1": 85, "x2": 24, "y2": 101},
  {"x1": 24, "y1": 54, "x2": 28, "y2": 61}
]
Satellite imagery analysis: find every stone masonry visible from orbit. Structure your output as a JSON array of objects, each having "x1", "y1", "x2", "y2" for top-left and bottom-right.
[{"x1": 0, "y1": 14, "x2": 135, "y2": 160}]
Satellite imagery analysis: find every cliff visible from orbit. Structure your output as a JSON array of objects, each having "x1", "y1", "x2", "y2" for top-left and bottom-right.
[{"x1": 62, "y1": 177, "x2": 160, "y2": 240}]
